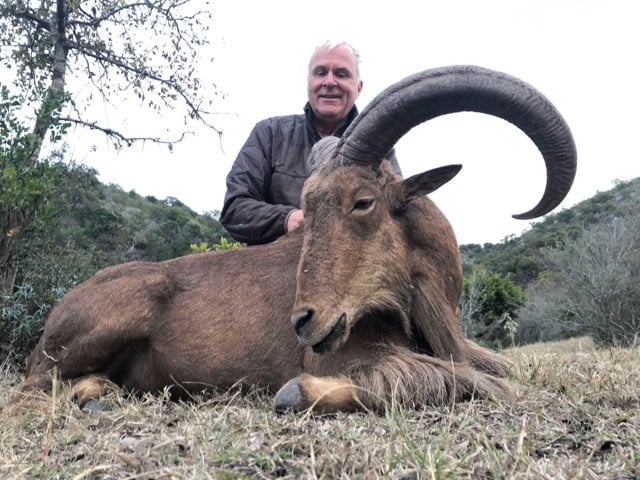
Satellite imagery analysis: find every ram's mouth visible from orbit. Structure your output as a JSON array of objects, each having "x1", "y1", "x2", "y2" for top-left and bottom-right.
[{"x1": 311, "y1": 313, "x2": 347, "y2": 354}]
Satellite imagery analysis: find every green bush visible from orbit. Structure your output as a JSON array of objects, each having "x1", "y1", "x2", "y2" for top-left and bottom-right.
[
  {"x1": 190, "y1": 237, "x2": 243, "y2": 253},
  {"x1": 1, "y1": 161, "x2": 231, "y2": 368},
  {"x1": 461, "y1": 266, "x2": 526, "y2": 348},
  {"x1": 1, "y1": 283, "x2": 66, "y2": 367}
]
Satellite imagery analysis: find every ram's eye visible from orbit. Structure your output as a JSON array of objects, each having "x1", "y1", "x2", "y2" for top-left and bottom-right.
[{"x1": 352, "y1": 198, "x2": 375, "y2": 212}]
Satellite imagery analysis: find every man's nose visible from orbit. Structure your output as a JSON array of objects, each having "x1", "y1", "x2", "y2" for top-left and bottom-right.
[{"x1": 322, "y1": 72, "x2": 338, "y2": 87}]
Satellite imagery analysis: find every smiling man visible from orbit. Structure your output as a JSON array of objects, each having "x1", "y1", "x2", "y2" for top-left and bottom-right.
[
  {"x1": 307, "y1": 43, "x2": 363, "y2": 137},
  {"x1": 220, "y1": 41, "x2": 401, "y2": 245}
]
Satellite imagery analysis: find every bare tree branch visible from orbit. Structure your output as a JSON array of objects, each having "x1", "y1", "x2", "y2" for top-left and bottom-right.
[
  {"x1": 58, "y1": 115, "x2": 192, "y2": 147},
  {"x1": 8, "y1": 6, "x2": 51, "y2": 31},
  {"x1": 2, "y1": 0, "x2": 222, "y2": 150}
]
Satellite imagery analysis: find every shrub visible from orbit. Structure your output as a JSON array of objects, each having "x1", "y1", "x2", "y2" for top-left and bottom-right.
[
  {"x1": 190, "y1": 237, "x2": 243, "y2": 253},
  {"x1": 460, "y1": 266, "x2": 526, "y2": 348},
  {"x1": 515, "y1": 272, "x2": 586, "y2": 345},
  {"x1": 519, "y1": 215, "x2": 640, "y2": 347},
  {"x1": 1, "y1": 283, "x2": 67, "y2": 367}
]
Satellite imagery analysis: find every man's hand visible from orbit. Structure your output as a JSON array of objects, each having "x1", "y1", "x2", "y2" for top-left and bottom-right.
[{"x1": 287, "y1": 209, "x2": 304, "y2": 232}]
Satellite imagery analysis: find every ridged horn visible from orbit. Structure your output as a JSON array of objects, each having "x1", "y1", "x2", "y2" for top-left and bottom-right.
[{"x1": 333, "y1": 65, "x2": 577, "y2": 219}]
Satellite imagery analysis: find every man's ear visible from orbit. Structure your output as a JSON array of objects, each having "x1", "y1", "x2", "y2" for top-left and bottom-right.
[{"x1": 402, "y1": 164, "x2": 462, "y2": 202}]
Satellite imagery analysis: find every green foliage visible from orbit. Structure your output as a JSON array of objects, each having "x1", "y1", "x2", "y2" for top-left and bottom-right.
[
  {"x1": 0, "y1": 283, "x2": 66, "y2": 366},
  {"x1": 521, "y1": 215, "x2": 640, "y2": 348},
  {"x1": 461, "y1": 266, "x2": 526, "y2": 348},
  {"x1": 190, "y1": 237, "x2": 243, "y2": 253},
  {"x1": 461, "y1": 177, "x2": 640, "y2": 287},
  {"x1": 213, "y1": 237, "x2": 243, "y2": 251},
  {"x1": 0, "y1": 0, "x2": 220, "y2": 150},
  {"x1": 1, "y1": 84, "x2": 67, "y2": 295},
  {"x1": 1, "y1": 161, "x2": 229, "y2": 365},
  {"x1": 0, "y1": 85, "x2": 32, "y2": 162},
  {"x1": 16, "y1": 161, "x2": 230, "y2": 263},
  {"x1": 0, "y1": 85, "x2": 61, "y2": 218}
]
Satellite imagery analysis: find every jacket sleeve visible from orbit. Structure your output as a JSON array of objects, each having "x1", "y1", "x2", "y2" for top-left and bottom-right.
[{"x1": 220, "y1": 122, "x2": 296, "y2": 245}]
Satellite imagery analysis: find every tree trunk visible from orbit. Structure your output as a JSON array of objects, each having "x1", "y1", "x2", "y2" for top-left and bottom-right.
[
  {"x1": 0, "y1": 206, "x2": 25, "y2": 295},
  {"x1": 1, "y1": 1, "x2": 70, "y2": 295}
]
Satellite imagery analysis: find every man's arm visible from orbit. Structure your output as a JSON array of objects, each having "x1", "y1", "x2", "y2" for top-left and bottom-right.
[{"x1": 220, "y1": 123, "x2": 296, "y2": 245}]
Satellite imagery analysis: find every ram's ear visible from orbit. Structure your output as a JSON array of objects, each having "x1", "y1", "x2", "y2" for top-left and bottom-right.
[{"x1": 402, "y1": 164, "x2": 462, "y2": 202}]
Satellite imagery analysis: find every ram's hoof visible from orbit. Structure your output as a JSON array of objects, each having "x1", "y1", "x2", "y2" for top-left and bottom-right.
[
  {"x1": 81, "y1": 398, "x2": 112, "y2": 413},
  {"x1": 274, "y1": 377, "x2": 306, "y2": 412}
]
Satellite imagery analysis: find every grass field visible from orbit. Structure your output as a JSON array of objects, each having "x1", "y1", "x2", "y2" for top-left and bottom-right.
[{"x1": 1, "y1": 337, "x2": 638, "y2": 479}]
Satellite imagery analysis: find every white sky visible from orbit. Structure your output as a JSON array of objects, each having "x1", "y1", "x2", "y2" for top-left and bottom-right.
[{"x1": 73, "y1": 0, "x2": 639, "y2": 245}]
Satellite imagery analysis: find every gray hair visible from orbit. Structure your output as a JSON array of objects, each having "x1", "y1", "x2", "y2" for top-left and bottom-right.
[{"x1": 311, "y1": 41, "x2": 361, "y2": 76}]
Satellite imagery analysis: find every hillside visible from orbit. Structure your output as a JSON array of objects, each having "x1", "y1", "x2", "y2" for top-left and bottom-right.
[
  {"x1": 23, "y1": 164, "x2": 640, "y2": 291},
  {"x1": 23, "y1": 162, "x2": 226, "y2": 261},
  {"x1": 461, "y1": 177, "x2": 640, "y2": 286},
  {"x1": 12, "y1": 162, "x2": 226, "y2": 299}
]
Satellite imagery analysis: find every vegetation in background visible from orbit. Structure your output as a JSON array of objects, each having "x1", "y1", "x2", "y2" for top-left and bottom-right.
[
  {"x1": 0, "y1": 0, "x2": 221, "y2": 295},
  {"x1": 518, "y1": 215, "x2": 640, "y2": 348},
  {"x1": 1, "y1": 162, "x2": 228, "y2": 366},
  {"x1": 461, "y1": 177, "x2": 640, "y2": 348},
  {"x1": 0, "y1": 86, "x2": 64, "y2": 293},
  {"x1": 461, "y1": 178, "x2": 640, "y2": 287},
  {"x1": 460, "y1": 266, "x2": 526, "y2": 348}
]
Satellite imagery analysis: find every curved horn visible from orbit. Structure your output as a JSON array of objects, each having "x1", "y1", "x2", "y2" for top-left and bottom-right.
[{"x1": 333, "y1": 65, "x2": 577, "y2": 219}]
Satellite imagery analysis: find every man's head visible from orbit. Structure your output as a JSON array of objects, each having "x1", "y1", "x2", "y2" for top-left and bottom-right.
[{"x1": 307, "y1": 41, "x2": 363, "y2": 136}]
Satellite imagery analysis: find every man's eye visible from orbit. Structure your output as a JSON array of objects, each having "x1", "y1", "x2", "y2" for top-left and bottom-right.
[{"x1": 352, "y1": 199, "x2": 374, "y2": 211}]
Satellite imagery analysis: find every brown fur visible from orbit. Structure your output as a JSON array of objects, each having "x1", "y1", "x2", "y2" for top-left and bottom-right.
[{"x1": 17, "y1": 160, "x2": 511, "y2": 413}]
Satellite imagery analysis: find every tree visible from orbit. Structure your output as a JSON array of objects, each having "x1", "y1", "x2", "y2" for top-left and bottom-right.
[
  {"x1": 0, "y1": 0, "x2": 221, "y2": 293},
  {"x1": 0, "y1": 85, "x2": 62, "y2": 292},
  {"x1": 534, "y1": 216, "x2": 640, "y2": 347},
  {"x1": 1, "y1": 161, "x2": 229, "y2": 364},
  {"x1": 460, "y1": 266, "x2": 526, "y2": 348},
  {"x1": 514, "y1": 271, "x2": 585, "y2": 345}
]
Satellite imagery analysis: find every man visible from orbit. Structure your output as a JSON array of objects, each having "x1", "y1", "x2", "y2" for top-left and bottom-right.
[{"x1": 220, "y1": 41, "x2": 401, "y2": 244}]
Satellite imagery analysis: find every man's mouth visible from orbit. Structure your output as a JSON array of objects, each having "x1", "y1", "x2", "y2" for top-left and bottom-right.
[{"x1": 319, "y1": 94, "x2": 341, "y2": 100}]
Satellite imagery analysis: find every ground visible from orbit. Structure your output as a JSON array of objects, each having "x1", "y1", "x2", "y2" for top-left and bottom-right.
[{"x1": 1, "y1": 337, "x2": 638, "y2": 479}]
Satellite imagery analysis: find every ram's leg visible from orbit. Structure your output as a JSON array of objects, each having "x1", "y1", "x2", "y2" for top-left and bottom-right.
[
  {"x1": 71, "y1": 374, "x2": 115, "y2": 411},
  {"x1": 274, "y1": 374, "x2": 362, "y2": 413},
  {"x1": 351, "y1": 346, "x2": 513, "y2": 411},
  {"x1": 7, "y1": 371, "x2": 113, "y2": 413},
  {"x1": 20, "y1": 327, "x2": 148, "y2": 412},
  {"x1": 275, "y1": 346, "x2": 512, "y2": 414},
  {"x1": 464, "y1": 339, "x2": 513, "y2": 378}
]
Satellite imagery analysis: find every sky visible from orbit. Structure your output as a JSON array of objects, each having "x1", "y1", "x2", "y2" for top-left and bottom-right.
[{"x1": 72, "y1": 0, "x2": 639, "y2": 245}]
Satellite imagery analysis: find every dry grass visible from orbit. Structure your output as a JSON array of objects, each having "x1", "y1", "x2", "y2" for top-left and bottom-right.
[{"x1": 1, "y1": 337, "x2": 638, "y2": 479}]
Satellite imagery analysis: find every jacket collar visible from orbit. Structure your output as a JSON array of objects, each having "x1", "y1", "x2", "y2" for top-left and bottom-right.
[{"x1": 304, "y1": 102, "x2": 359, "y2": 143}]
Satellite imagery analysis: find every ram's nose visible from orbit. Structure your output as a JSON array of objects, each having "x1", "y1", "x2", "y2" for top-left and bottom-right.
[{"x1": 291, "y1": 308, "x2": 314, "y2": 337}]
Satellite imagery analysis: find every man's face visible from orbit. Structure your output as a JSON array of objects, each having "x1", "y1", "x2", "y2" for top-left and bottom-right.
[{"x1": 307, "y1": 45, "x2": 363, "y2": 128}]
